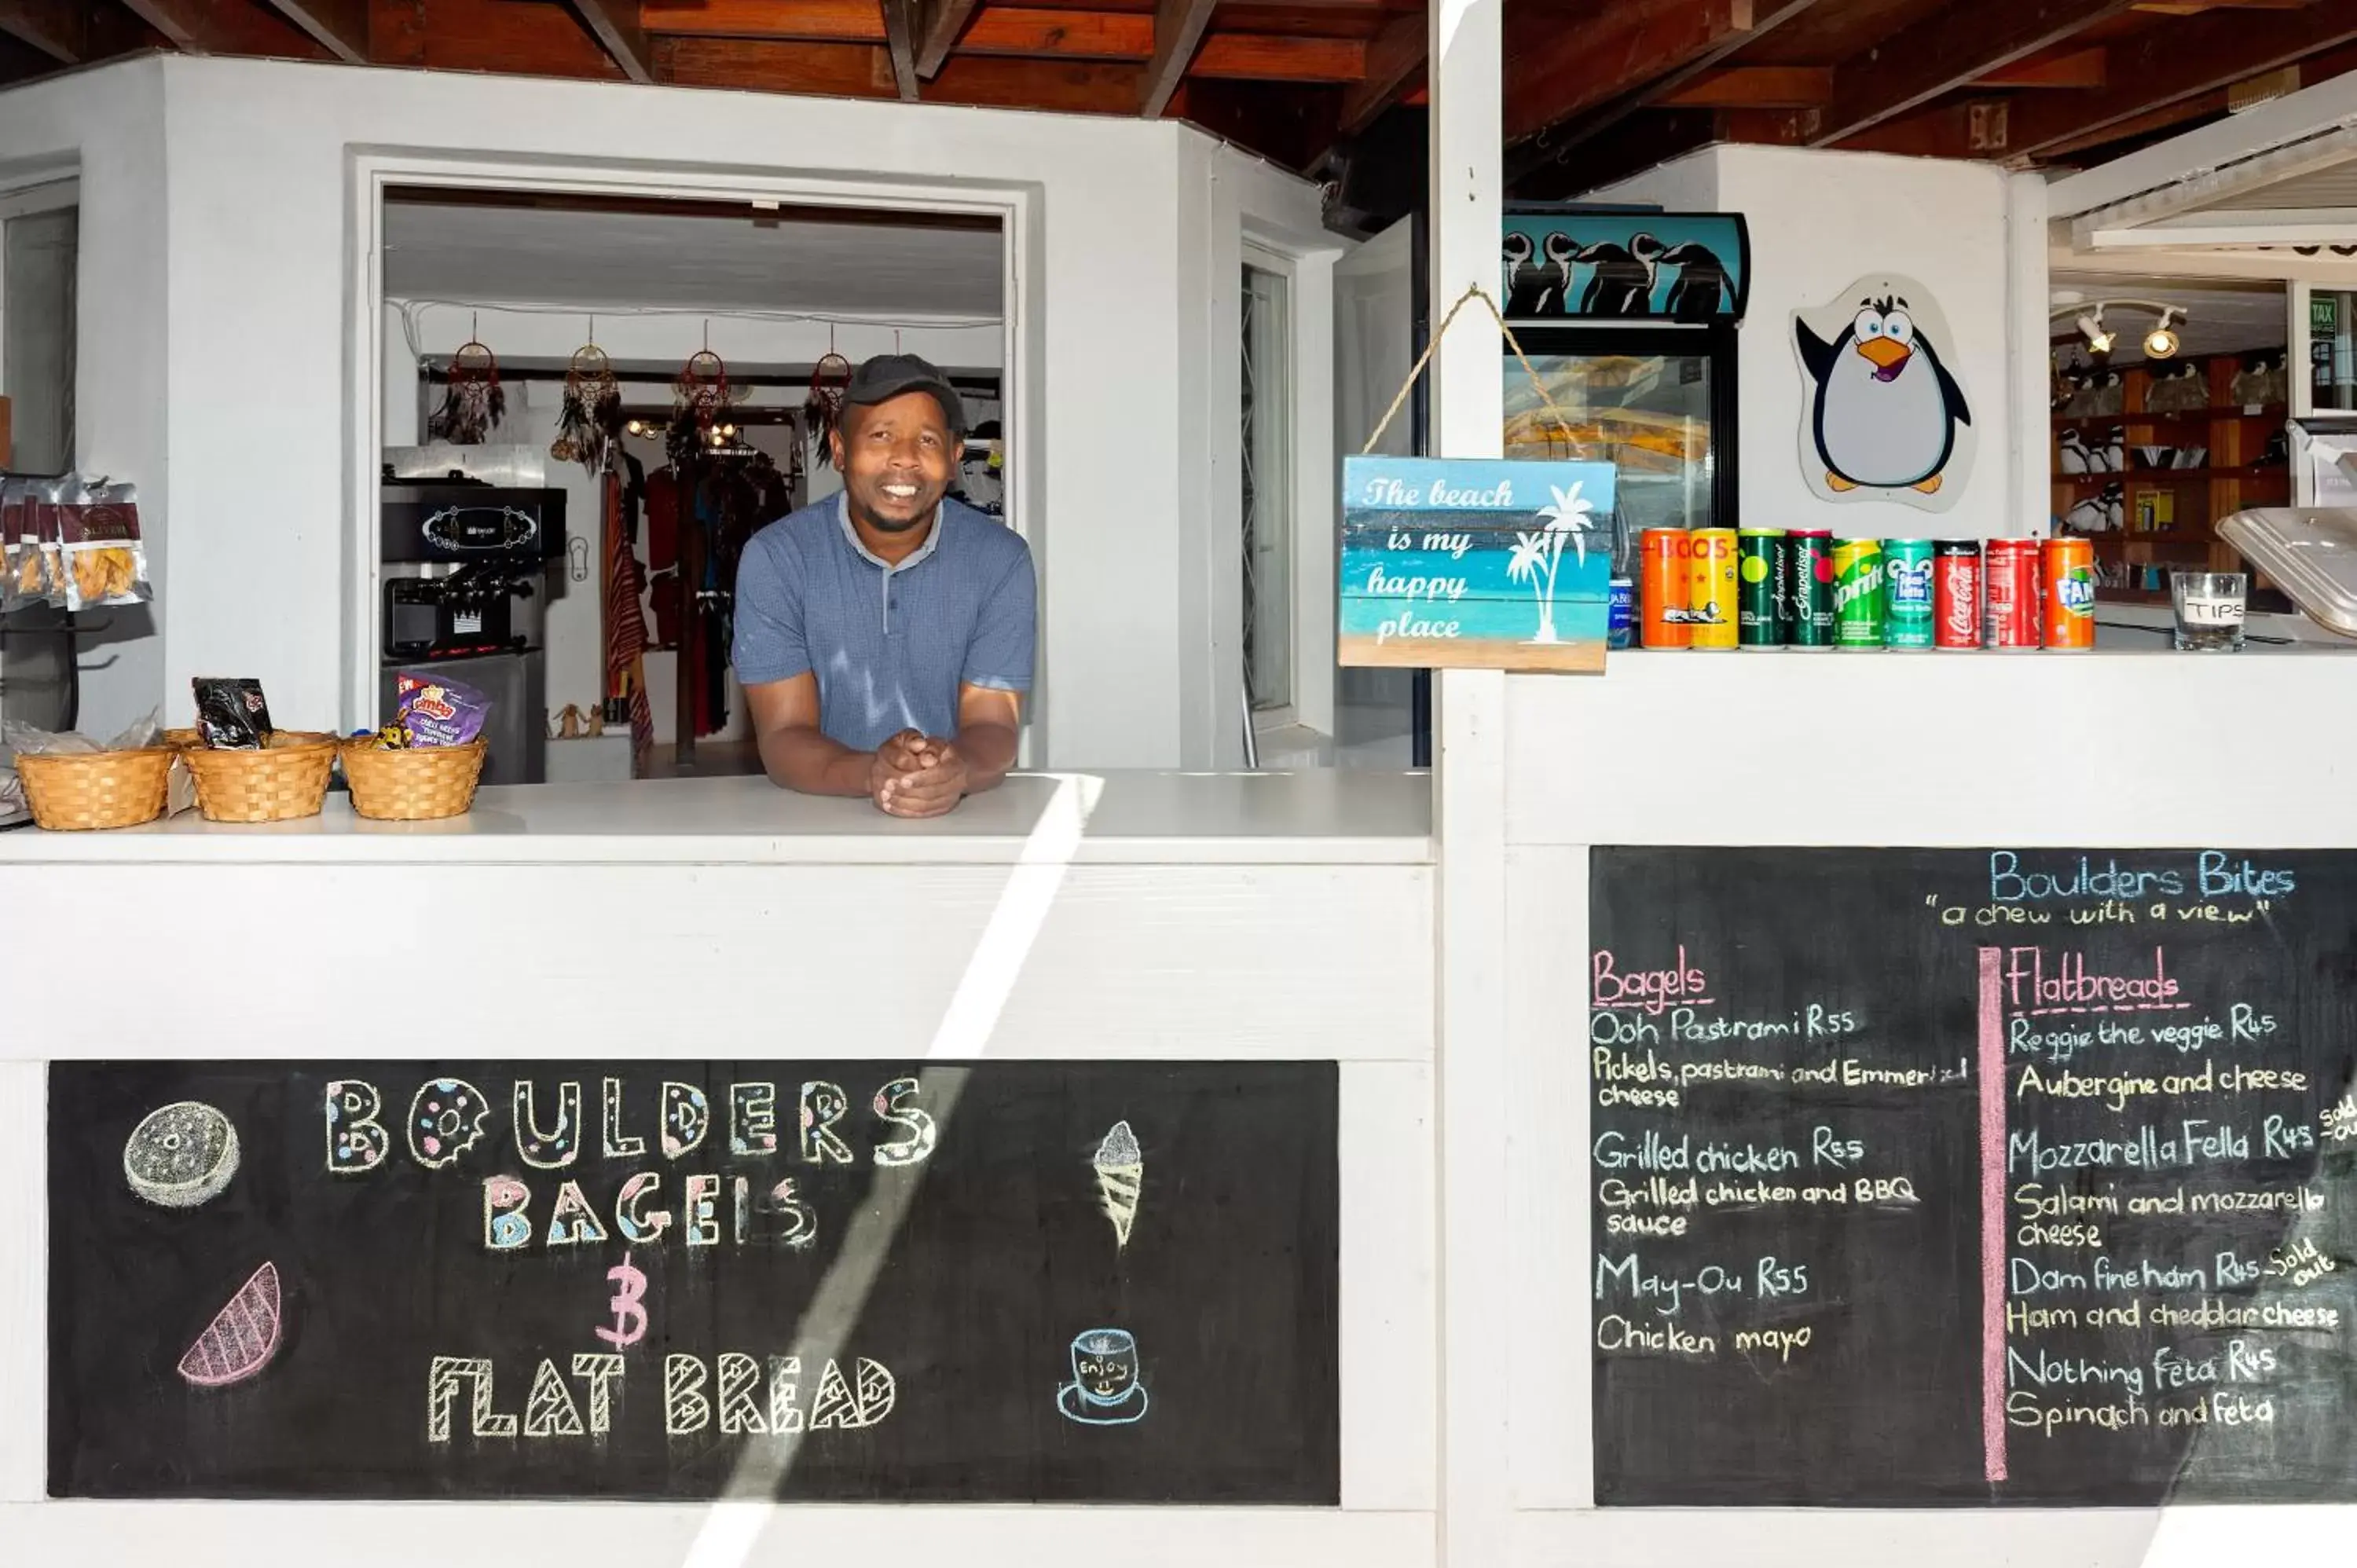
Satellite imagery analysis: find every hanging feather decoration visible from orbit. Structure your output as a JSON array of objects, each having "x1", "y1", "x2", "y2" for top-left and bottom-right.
[
  {"x1": 553, "y1": 339, "x2": 621, "y2": 474},
  {"x1": 804, "y1": 352, "x2": 853, "y2": 469},
  {"x1": 428, "y1": 335, "x2": 506, "y2": 445}
]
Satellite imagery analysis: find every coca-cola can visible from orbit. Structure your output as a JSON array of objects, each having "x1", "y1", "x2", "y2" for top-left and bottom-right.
[
  {"x1": 1983, "y1": 538, "x2": 2042, "y2": 651},
  {"x1": 1934, "y1": 540, "x2": 1981, "y2": 651}
]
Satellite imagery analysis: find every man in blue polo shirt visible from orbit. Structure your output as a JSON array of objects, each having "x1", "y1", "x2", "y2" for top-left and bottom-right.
[{"x1": 734, "y1": 355, "x2": 1035, "y2": 817}]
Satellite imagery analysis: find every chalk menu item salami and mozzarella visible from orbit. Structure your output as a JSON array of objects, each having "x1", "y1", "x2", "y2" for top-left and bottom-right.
[
  {"x1": 48, "y1": 1059, "x2": 1340, "y2": 1502},
  {"x1": 1590, "y1": 848, "x2": 2357, "y2": 1507}
]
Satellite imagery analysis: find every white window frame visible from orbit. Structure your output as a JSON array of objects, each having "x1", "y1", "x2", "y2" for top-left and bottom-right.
[
  {"x1": 346, "y1": 154, "x2": 1036, "y2": 756},
  {"x1": 1241, "y1": 247, "x2": 1297, "y2": 727},
  {"x1": 1239, "y1": 228, "x2": 1339, "y2": 747},
  {"x1": 0, "y1": 174, "x2": 80, "y2": 431}
]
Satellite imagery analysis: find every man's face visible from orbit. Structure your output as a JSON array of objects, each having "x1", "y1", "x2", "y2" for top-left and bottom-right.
[{"x1": 832, "y1": 390, "x2": 956, "y2": 533}]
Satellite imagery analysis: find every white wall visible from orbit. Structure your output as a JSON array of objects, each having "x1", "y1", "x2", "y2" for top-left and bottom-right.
[
  {"x1": 0, "y1": 60, "x2": 169, "y2": 738},
  {"x1": 1590, "y1": 145, "x2": 2041, "y2": 540},
  {"x1": 115, "y1": 53, "x2": 1325, "y2": 768}
]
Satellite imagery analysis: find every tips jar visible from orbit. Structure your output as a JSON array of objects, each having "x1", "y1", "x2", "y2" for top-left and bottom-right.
[
  {"x1": 1934, "y1": 540, "x2": 1981, "y2": 650},
  {"x1": 1640, "y1": 528, "x2": 1693, "y2": 650},
  {"x1": 1688, "y1": 528, "x2": 1739, "y2": 650}
]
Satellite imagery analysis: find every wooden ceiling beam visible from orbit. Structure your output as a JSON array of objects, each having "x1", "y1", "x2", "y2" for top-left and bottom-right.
[
  {"x1": 1972, "y1": 46, "x2": 2106, "y2": 90},
  {"x1": 119, "y1": 0, "x2": 332, "y2": 57},
  {"x1": 641, "y1": 2, "x2": 885, "y2": 43},
  {"x1": 1504, "y1": 0, "x2": 1827, "y2": 151},
  {"x1": 1809, "y1": 0, "x2": 2143, "y2": 145},
  {"x1": 881, "y1": 0, "x2": 920, "y2": 97},
  {"x1": 1661, "y1": 64, "x2": 1831, "y2": 108},
  {"x1": 957, "y1": 9, "x2": 1151, "y2": 57},
  {"x1": 654, "y1": 35, "x2": 888, "y2": 95},
  {"x1": 564, "y1": 0, "x2": 654, "y2": 82},
  {"x1": 1141, "y1": 0, "x2": 1217, "y2": 115},
  {"x1": 0, "y1": 0, "x2": 82, "y2": 61},
  {"x1": 1339, "y1": 9, "x2": 1421, "y2": 131},
  {"x1": 2003, "y1": 4, "x2": 2357, "y2": 159},
  {"x1": 262, "y1": 0, "x2": 368, "y2": 61},
  {"x1": 1193, "y1": 34, "x2": 1362, "y2": 82},
  {"x1": 916, "y1": 0, "x2": 981, "y2": 76}
]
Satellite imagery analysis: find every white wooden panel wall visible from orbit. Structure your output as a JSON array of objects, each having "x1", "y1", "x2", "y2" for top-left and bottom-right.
[{"x1": 0, "y1": 852, "x2": 1436, "y2": 1564}]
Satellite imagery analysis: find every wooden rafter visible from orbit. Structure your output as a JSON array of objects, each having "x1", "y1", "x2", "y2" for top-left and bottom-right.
[
  {"x1": 1973, "y1": 47, "x2": 2107, "y2": 90},
  {"x1": 1809, "y1": 0, "x2": 2143, "y2": 146},
  {"x1": 917, "y1": 0, "x2": 982, "y2": 77},
  {"x1": 1662, "y1": 66, "x2": 1831, "y2": 108},
  {"x1": 1141, "y1": 0, "x2": 1218, "y2": 116},
  {"x1": 1340, "y1": 11, "x2": 1423, "y2": 133},
  {"x1": 642, "y1": 2, "x2": 886, "y2": 43},
  {"x1": 564, "y1": 0, "x2": 654, "y2": 83},
  {"x1": 262, "y1": 0, "x2": 367, "y2": 62},
  {"x1": 119, "y1": 0, "x2": 330, "y2": 57},
  {"x1": 2004, "y1": 4, "x2": 2357, "y2": 159},
  {"x1": 0, "y1": 0, "x2": 80, "y2": 61},
  {"x1": 880, "y1": 0, "x2": 921, "y2": 97}
]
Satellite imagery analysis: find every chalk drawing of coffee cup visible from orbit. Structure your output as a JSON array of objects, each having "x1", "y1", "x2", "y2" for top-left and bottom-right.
[{"x1": 1057, "y1": 1327, "x2": 1149, "y2": 1425}]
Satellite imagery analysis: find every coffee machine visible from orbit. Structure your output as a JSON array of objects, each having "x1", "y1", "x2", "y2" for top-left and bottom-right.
[{"x1": 379, "y1": 452, "x2": 565, "y2": 786}]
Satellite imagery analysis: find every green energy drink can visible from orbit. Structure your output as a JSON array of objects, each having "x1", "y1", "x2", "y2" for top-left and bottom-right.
[
  {"x1": 1780, "y1": 529, "x2": 1835, "y2": 650},
  {"x1": 1883, "y1": 538, "x2": 1934, "y2": 650},
  {"x1": 1737, "y1": 529, "x2": 1783, "y2": 648},
  {"x1": 1832, "y1": 537, "x2": 1885, "y2": 650}
]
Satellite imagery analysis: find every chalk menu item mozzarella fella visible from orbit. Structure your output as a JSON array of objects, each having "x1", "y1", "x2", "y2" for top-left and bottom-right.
[
  {"x1": 1590, "y1": 848, "x2": 2357, "y2": 1507},
  {"x1": 49, "y1": 1059, "x2": 1340, "y2": 1502}
]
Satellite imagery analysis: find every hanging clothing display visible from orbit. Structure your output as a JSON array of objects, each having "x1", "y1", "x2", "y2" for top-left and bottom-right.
[{"x1": 601, "y1": 463, "x2": 654, "y2": 772}]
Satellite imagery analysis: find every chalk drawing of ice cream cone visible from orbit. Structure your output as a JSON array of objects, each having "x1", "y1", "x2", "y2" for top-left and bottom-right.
[{"x1": 1093, "y1": 1119, "x2": 1143, "y2": 1250}]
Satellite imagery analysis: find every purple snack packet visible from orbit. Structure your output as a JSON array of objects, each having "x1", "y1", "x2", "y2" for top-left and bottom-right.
[{"x1": 394, "y1": 673, "x2": 491, "y2": 748}]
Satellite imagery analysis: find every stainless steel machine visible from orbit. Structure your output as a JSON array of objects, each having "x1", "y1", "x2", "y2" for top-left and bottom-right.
[{"x1": 379, "y1": 445, "x2": 566, "y2": 786}]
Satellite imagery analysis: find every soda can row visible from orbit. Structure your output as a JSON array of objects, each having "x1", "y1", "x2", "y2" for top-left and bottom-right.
[{"x1": 1631, "y1": 529, "x2": 2095, "y2": 651}]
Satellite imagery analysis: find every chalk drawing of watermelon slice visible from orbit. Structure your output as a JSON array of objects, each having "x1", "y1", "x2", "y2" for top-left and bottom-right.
[{"x1": 178, "y1": 1262, "x2": 283, "y2": 1388}]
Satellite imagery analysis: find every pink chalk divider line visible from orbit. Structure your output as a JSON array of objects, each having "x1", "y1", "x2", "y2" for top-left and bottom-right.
[{"x1": 1978, "y1": 946, "x2": 2007, "y2": 1486}]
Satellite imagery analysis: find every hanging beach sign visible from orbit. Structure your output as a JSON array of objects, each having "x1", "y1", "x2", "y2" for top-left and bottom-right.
[
  {"x1": 1339, "y1": 456, "x2": 1615, "y2": 671},
  {"x1": 1339, "y1": 284, "x2": 1615, "y2": 672}
]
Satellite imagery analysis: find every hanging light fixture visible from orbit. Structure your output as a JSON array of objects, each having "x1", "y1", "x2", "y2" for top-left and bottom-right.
[{"x1": 2144, "y1": 308, "x2": 2183, "y2": 360}]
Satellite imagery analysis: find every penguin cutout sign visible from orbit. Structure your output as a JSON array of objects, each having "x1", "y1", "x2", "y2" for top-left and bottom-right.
[{"x1": 1792, "y1": 273, "x2": 1975, "y2": 512}]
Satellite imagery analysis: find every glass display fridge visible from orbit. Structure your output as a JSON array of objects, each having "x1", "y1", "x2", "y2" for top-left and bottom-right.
[{"x1": 1500, "y1": 207, "x2": 1750, "y2": 566}]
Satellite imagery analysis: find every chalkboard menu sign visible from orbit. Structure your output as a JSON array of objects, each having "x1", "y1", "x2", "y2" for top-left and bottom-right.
[
  {"x1": 50, "y1": 1059, "x2": 1339, "y2": 1502},
  {"x1": 1592, "y1": 848, "x2": 2357, "y2": 1506}
]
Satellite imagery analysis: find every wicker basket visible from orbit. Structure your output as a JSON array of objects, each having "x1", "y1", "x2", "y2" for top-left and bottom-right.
[
  {"x1": 181, "y1": 738, "x2": 339, "y2": 822},
  {"x1": 13, "y1": 747, "x2": 174, "y2": 830},
  {"x1": 339, "y1": 739, "x2": 486, "y2": 821}
]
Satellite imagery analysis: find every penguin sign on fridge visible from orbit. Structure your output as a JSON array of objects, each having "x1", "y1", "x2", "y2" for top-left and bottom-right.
[{"x1": 1791, "y1": 273, "x2": 1975, "y2": 512}]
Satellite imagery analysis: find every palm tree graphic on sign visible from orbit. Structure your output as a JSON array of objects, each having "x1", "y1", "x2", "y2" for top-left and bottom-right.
[{"x1": 1504, "y1": 482, "x2": 1596, "y2": 644}]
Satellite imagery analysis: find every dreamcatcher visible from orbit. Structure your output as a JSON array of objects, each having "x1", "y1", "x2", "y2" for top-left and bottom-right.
[
  {"x1": 427, "y1": 321, "x2": 505, "y2": 444},
  {"x1": 552, "y1": 321, "x2": 621, "y2": 475},
  {"x1": 668, "y1": 328, "x2": 740, "y2": 467},
  {"x1": 804, "y1": 346, "x2": 853, "y2": 469}
]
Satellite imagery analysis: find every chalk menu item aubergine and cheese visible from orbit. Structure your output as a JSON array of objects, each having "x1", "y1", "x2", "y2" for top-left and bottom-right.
[
  {"x1": 49, "y1": 1059, "x2": 1340, "y2": 1502},
  {"x1": 1590, "y1": 848, "x2": 2357, "y2": 1507}
]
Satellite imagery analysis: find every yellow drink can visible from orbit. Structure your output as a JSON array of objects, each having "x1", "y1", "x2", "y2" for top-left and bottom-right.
[{"x1": 1687, "y1": 528, "x2": 1739, "y2": 650}]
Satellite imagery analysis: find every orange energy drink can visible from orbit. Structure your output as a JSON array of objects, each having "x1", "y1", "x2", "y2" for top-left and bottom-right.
[
  {"x1": 1640, "y1": 528, "x2": 1692, "y2": 650},
  {"x1": 1686, "y1": 528, "x2": 1739, "y2": 650},
  {"x1": 2042, "y1": 536, "x2": 2096, "y2": 650}
]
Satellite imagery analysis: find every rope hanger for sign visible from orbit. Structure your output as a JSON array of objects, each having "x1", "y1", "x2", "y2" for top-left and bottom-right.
[
  {"x1": 1360, "y1": 284, "x2": 1581, "y2": 456},
  {"x1": 427, "y1": 311, "x2": 507, "y2": 445}
]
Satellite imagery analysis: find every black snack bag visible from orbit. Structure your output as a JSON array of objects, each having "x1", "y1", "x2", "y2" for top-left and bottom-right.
[{"x1": 192, "y1": 678, "x2": 274, "y2": 749}]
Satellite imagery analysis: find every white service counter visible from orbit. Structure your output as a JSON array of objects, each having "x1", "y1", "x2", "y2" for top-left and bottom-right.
[{"x1": 0, "y1": 770, "x2": 1438, "y2": 1566}]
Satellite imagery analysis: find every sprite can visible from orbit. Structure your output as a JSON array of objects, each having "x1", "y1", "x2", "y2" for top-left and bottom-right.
[
  {"x1": 1832, "y1": 537, "x2": 1885, "y2": 650},
  {"x1": 1737, "y1": 529, "x2": 1783, "y2": 648},
  {"x1": 1884, "y1": 539, "x2": 1934, "y2": 650},
  {"x1": 1780, "y1": 529, "x2": 1835, "y2": 650}
]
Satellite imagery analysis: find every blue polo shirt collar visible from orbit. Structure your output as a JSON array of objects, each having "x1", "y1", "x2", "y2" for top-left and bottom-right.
[{"x1": 834, "y1": 493, "x2": 948, "y2": 574}]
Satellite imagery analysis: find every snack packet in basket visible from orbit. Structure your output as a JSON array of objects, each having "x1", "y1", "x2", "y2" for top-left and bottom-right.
[
  {"x1": 192, "y1": 678, "x2": 275, "y2": 749},
  {"x1": 394, "y1": 673, "x2": 490, "y2": 748}
]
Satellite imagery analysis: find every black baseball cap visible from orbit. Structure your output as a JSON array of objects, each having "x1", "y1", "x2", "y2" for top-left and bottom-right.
[{"x1": 845, "y1": 354, "x2": 966, "y2": 438}]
